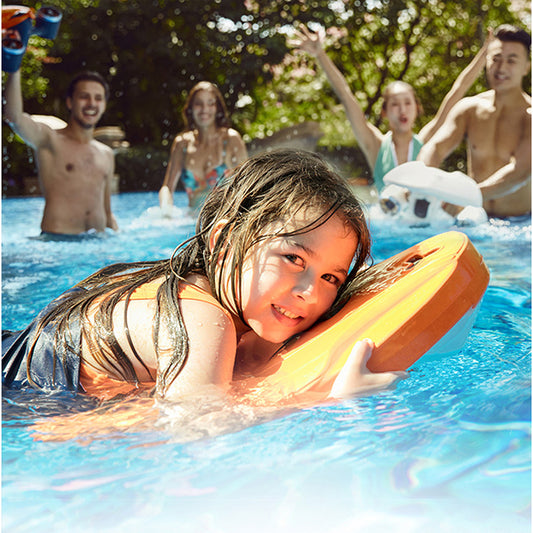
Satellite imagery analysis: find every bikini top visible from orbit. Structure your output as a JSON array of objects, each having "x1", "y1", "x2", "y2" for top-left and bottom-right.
[
  {"x1": 373, "y1": 131, "x2": 424, "y2": 192},
  {"x1": 179, "y1": 137, "x2": 228, "y2": 193}
]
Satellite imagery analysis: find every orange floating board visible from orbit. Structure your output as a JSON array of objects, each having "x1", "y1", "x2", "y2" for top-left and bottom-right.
[{"x1": 233, "y1": 231, "x2": 490, "y2": 404}]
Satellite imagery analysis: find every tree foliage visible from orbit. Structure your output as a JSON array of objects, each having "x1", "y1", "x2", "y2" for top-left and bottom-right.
[
  {"x1": 245, "y1": 0, "x2": 530, "y2": 144},
  {"x1": 2, "y1": 0, "x2": 530, "y2": 189}
]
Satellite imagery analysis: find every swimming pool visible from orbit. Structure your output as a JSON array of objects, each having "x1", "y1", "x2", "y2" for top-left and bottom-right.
[{"x1": 2, "y1": 191, "x2": 531, "y2": 533}]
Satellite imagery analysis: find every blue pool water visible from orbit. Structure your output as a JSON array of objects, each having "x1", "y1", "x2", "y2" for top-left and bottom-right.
[{"x1": 2, "y1": 192, "x2": 531, "y2": 533}]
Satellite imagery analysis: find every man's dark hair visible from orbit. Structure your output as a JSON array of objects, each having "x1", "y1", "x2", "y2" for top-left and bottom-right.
[
  {"x1": 66, "y1": 71, "x2": 110, "y2": 101},
  {"x1": 494, "y1": 24, "x2": 531, "y2": 55}
]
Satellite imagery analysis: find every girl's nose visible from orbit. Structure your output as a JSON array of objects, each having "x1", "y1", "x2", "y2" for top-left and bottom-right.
[{"x1": 292, "y1": 273, "x2": 318, "y2": 303}]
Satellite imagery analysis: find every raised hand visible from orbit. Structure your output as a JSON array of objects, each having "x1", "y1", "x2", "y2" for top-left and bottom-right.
[{"x1": 288, "y1": 23, "x2": 325, "y2": 57}]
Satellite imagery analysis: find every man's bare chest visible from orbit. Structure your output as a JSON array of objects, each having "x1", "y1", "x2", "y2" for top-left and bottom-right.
[
  {"x1": 39, "y1": 137, "x2": 109, "y2": 178},
  {"x1": 469, "y1": 106, "x2": 525, "y2": 158}
]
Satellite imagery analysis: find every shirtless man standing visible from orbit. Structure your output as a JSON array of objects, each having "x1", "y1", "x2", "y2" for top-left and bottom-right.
[
  {"x1": 418, "y1": 25, "x2": 531, "y2": 218},
  {"x1": 4, "y1": 70, "x2": 119, "y2": 235}
]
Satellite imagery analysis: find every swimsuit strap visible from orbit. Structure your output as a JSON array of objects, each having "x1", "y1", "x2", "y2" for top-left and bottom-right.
[
  {"x1": 128, "y1": 279, "x2": 163, "y2": 300},
  {"x1": 128, "y1": 278, "x2": 232, "y2": 320}
]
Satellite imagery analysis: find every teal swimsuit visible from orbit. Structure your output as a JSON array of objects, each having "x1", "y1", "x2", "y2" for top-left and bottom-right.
[
  {"x1": 180, "y1": 139, "x2": 228, "y2": 209},
  {"x1": 373, "y1": 131, "x2": 424, "y2": 192}
]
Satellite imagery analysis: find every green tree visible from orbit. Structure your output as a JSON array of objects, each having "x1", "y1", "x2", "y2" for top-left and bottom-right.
[{"x1": 2, "y1": 0, "x2": 530, "y2": 191}]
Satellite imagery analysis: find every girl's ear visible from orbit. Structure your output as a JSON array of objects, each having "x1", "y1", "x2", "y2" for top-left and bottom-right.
[{"x1": 209, "y1": 219, "x2": 229, "y2": 253}]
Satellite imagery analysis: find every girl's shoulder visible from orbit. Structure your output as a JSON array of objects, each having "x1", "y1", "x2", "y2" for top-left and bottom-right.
[
  {"x1": 128, "y1": 274, "x2": 223, "y2": 311},
  {"x1": 173, "y1": 130, "x2": 195, "y2": 147},
  {"x1": 127, "y1": 277, "x2": 165, "y2": 301},
  {"x1": 179, "y1": 274, "x2": 232, "y2": 318},
  {"x1": 217, "y1": 127, "x2": 242, "y2": 140},
  {"x1": 227, "y1": 127, "x2": 245, "y2": 141}
]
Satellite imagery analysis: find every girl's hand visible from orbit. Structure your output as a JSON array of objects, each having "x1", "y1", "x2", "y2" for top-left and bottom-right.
[
  {"x1": 329, "y1": 339, "x2": 408, "y2": 399},
  {"x1": 288, "y1": 23, "x2": 325, "y2": 57}
]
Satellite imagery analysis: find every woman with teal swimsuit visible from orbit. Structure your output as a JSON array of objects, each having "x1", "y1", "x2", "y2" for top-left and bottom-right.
[
  {"x1": 159, "y1": 81, "x2": 248, "y2": 214},
  {"x1": 291, "y1": 25, "x2": 493, "y2": 191}
]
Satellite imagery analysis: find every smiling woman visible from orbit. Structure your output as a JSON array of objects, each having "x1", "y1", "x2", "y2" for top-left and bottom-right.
[{"x1": 158, "y1": 81, "x2": 248, "y2": 214}]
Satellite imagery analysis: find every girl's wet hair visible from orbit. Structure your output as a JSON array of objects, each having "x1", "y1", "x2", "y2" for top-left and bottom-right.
[
  {"x1": 182, "y1": 81, "x2": 231, "y2": 130},
  {"x1": 23, "y1": 150, "x2": 371, "y2": 397}
]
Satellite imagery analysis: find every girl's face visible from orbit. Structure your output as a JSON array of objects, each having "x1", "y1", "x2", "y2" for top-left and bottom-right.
[
  {"x1": 191, "y1": 89, "x2": 218, "y2": 128},
  {"x1": 383, "y1": 87, "x2": 418, "y2": 133},
  {"x1": 238, "y1": 211, "x2": 358, "y2": 343}
]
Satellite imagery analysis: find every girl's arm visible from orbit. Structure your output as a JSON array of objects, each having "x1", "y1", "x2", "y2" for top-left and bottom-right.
[
  {"x1": 291, "y1": 24, "x2": 384, "y2": 169},
  {"x1": 159, "y1": 134, "x2": 186, "y2": 214},
  {"x1": 419, "y1": 30, "x2": 493, "y2": 143},
  {"x1": 108, "y1": 285, "x2": 237, "y2": 400},
  {"x1": 329, "y1": 339, "x2": 407, "y2": 398},
  {"x1": 160, "y1": 298, "x2": 237, "y2": 401}
]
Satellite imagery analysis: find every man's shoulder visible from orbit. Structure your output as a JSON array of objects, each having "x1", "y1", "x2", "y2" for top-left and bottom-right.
[
  {"x1": 91, "y1": 138, "x2": 114, "y2": 158},
  {"x1": 448, "y1": 91, "x2": 496, "y2": 122}
]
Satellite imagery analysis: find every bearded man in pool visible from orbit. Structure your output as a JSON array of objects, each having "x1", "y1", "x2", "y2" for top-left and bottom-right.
[
  {"x1": 4, "y1": 69, "x2": 118, "y2": 236},
  {"x1": 418, "y1": 24, "x2": 531, "y2": 218}
]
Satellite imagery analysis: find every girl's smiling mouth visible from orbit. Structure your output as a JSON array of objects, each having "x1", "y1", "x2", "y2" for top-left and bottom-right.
[{"x1": 272, "y1": 304, "x2": 303, "y2": 323}]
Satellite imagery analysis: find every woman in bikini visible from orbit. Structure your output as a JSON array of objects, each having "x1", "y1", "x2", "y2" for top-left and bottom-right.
[{"x1": 158, "y1": 81, "x2": 248, "y2": 215}]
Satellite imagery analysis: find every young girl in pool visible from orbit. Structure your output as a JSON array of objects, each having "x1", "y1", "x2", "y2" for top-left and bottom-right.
[
  {"x1": 291, "y1": 24, "x2": 493, "y2": 191},
  {"x1": 3, "y1": 150, "x2": 402, "y2": 401}
]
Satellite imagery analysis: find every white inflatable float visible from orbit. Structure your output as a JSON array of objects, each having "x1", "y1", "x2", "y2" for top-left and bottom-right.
[
  {"x1": 379, "y1": 161, "x2": 488, "y2": 227},
  {"x1": 31, "y1": 115, "x2": 67, "y2": 130}
]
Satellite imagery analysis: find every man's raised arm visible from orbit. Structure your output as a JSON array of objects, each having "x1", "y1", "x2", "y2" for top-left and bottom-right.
[
  {"x1": 4, "y1": 70, "x2": 52, "y2": 149},
  {"x1": 418, "y1": 98, "x2": 471, "y2": 168}
]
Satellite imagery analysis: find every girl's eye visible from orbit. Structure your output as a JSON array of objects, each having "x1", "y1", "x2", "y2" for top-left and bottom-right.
[
  {"x1": 322, "y1": 273, "x2": 341, "y2": 286},
  {"x1": 285, "y1": 254, "x2": 304, "y2": 267}
]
